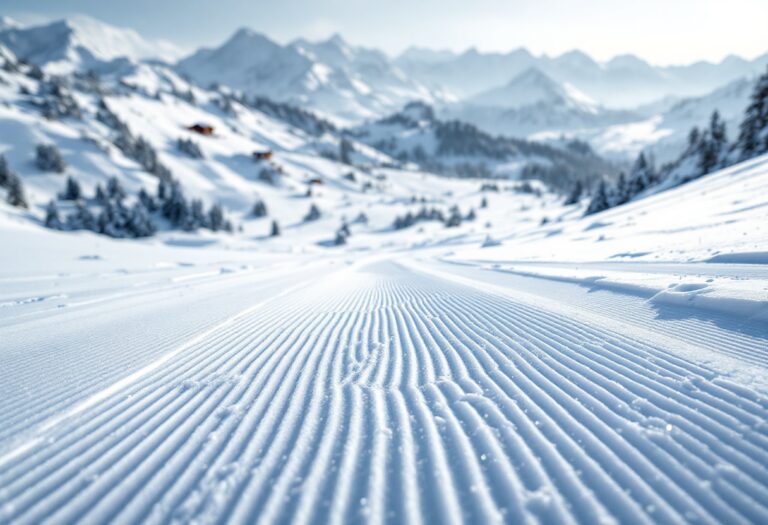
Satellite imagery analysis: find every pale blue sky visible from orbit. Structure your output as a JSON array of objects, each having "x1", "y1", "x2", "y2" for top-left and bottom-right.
[{"x1": 1, "y1": 0, "x2": 766, "y2": 65}]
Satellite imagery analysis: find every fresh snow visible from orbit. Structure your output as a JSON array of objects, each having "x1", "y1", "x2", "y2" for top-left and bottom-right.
[
  {"x1": 1, "y1": 147, "x2": 768, "y2": 525},
  {"x1": 1, "y1": 14, "x2": 768, "y2": 525}
]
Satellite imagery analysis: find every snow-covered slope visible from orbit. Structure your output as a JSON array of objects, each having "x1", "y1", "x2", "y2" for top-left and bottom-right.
[
  {"x1": 1, "y1": 140, "x2": 767, "y2": 525},
  {"x1": 454, "y1": 153, "x2": 768, "y2": 264},
  {"x1": 352, "y1": 101, "x2": 617, "y2": 185},
  {"x1": 0, "y1": 15, "x2": 183, "y2": 74},
  {"x1": 564, "y1": 76, "x2": 756, "y2": 161}
]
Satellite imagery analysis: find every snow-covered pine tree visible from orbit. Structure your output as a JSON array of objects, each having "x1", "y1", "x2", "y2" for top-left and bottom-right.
[
  {"x1": 258, "y1": 167, "x2": 278, "y2": 186},
  {"x1": 613, "y1": 172, "x2": 629, "y2": 206},
  {"x1": 445, "y1": 205, "x2": 462, "y2": 228},
  {"x1": 334, "y1": 229, "x2": 348, "y2": 246},
  {"x1": 177, "y1": 138, "x2": 204, "y2": 159},
  {"x1": 480, "y1": 195, "x2": 489, "y2": 208},
  {"x1": 270, "y1": 220, "x2": 280, "y2": 237},
  {"x1": 208, "y1": 204, "x2": 227, "y2": 232},
  {"x1": 138, "y1": 188, "x2": 157, "y2": 212},
  {"x1": 585, "y1": 180, "x2": 610, "y2": 215},
  {"x1": 94, "y1": 184, "x2": 108, "y2": 204},
  {"x1": 190, "y1": 199, "x2": 208, "y2": 230},
  {"x1": 35, "y1": 143, "x2": 66, "y2": 173},
  {"x1": 161, "y1": 181, "x2": 190, "y2": 227},
  {"x1": 0, "y1": 155, "x2": 12, "y2": 188},
  {"x1": 44, "y1": 200, "x2": 62, "y2": 229},
  {"x1": 61, "y1": 176, "x2": 82, "y2": 201},
  {"x1": 339, "y1": 137, "x2": 353, "y2": 165},
  {"x1": 6, "y1": 173, "x2": 27, "y2": 208},
  {"x1": 736, "y1": 67, "x2": 768, "y2": 160},
  {"x1": 252, "y1": 198, "x2": 268, "y2": 218},
  {"x1": 127, "y1": 201, "x2": 156, "y2": 237},
  {"x1": 107, "y1": 177, "x2": 127, "y2": 201},
  {"x1": 697, "y1": 111, "x2": 728, "y2": 175},
  {"x1": 564, "y1": 180, "x2": 583, "y2": 205},
  {"x1": 304, "y1": 203, "x2": 321, "y2": 222},
  {"x1": 626, "y1": 152, "x2": 656, "y2": 199},
  {"x1": 66, "y1": 201, "x2": 97, "y2": 231}
]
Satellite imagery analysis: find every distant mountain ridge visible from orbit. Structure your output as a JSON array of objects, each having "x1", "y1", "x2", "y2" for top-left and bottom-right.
[
  {"x1": 0, "y1": 15, "x2": 183, "y2": 74},
  {"x1": 176, "y1": 29, "x2": 447, "y2": 124},
  {"x1": 1, "y1": 13, "x2": 765, "y2": 162},
  {"x1": 396, "y1": 46, "x2": 768, "y2": 108}
]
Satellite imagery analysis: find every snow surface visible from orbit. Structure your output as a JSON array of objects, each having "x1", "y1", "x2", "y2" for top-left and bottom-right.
[
  {"x1": 0, "y1": 20, "x2": 767, "y2": 523},
  {"x1": 1, "y1": 144, "x2": 768, "y2": 524}
]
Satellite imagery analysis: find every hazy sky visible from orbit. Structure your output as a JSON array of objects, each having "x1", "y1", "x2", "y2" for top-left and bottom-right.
[{"x1": 2, "y1": 0, "x2": 767, "y2": 65}]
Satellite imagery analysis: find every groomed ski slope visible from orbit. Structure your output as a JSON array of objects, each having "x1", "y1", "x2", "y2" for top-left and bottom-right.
[{"x1": 1, "y1": 258, "x2": 767, "y2": 525}]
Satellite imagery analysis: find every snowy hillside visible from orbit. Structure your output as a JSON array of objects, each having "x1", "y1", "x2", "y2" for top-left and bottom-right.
[{"x1": 351, "y1": 101, "x2": 616, "y2": 186}]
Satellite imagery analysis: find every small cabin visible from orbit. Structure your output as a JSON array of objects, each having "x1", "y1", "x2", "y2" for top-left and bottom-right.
[
  {"x1": 253, "y1": 150, "x2": 273, "y2": 161},
  {"x1": 188, "y1": 124, "x2": 214, "y2": 136}
]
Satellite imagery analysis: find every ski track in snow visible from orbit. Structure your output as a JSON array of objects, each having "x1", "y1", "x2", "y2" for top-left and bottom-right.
[{"x1": 1, "y1": 260, "x2": 768, "y2": 525}]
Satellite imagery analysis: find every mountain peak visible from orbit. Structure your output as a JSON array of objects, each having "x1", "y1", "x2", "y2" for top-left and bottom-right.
[
  {"x1": 509, "y1": 66, "x2": 557, "y2": 86},
  {"x1": 0, "y1": 15, "x2": 183, "y2": 72}
]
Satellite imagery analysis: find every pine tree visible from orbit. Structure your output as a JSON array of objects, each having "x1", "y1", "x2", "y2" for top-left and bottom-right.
[
  {"x1": 564, "y1": 180, "x2": 583, "y2": 205},
  {"x1": 339, "y1": 137, "x2": 353, "y2": 165},
  {"x1": 614, "y1": 172, "x2": 629, "y2": 205},
  {"x1": 66, "y1": 202, "x2": 96, "y2": 231},
  {"x1": 696, "y1": 111, "x2": 728, "y2": 176},
  {"x1": 252, "y1": 198, "x2": 268, "y2": 217},
  {"x1": 334, "y1": 230, "x2": 347, "y2": 246},
  {"x1": 6, "y1": 173, "x2": 27, "y2": 208},
  {"x1": 585, "y1": 180, "x2": 610, "y2": 215},
  {"x1": 270, "y1": 219, "x2": 280, "y2": 237},
  {"x1": 44, "y1": 200, "x2": 62, "y2": 229},
  {"x1": 177, "y1": 137, "x2": 204, "y2": 159},
  {"x1": 445, "y1": 205, "x2": 462, "y2": 228},
  {"x1": 107, "y1": 176, "x2": 126, "y2": 201},
  {"x1": 61, "y1": 176, "x2": 82, "y2": 200},
  {"x1": 304, "y1": 203, "x2": 321, "y2": 222},
  {"x1": 190, "y1": 199, "x2": 208, "y2": 229},
  {"x1": 737, "y1": 67, "x2": 768, "y2": 160},
  {"x1": 35, "y1": 143, "x2": 66, "y2": 173},
  {"x1": 127, "y1": 201, "x2": 156, "y2": 237},
  {"x1": 208, "y1": 204, "x2": 226, "y2": 231},
  {"x1": 138, "y1": 188, "x2": 156, "y2": 212},
  {"x1": 162, "y1": 182, "x2": 191, "y2": 227},
  {"x1": 0, "y1": 155, "x2": 11, "y2": 188},
  {"x1": 465, "y1": 208, "x2": 476, "y2": 221},
  {"x1": 626, "y1": 152, "x2": 657, "y2": 199},
  {"x1": 480, "y1": 196, "x2": 489, "y2": 208},
  {"x1": 94, "y1": 184, "x2": 108, "y2": 204}
]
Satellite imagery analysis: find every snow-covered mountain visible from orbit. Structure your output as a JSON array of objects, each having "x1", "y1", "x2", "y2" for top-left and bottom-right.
[
  {"x1": 0, "y1": 15, "x2": 183, "y2": 74},
  {"x1": 440, "y1": 68, "x2": 639, "y2": 140},
  {"x1": 0, "y1": 15, "x2": 20, "y2": 31},
  {"x1": 466, "y1": 67, "x2": 598, "y2": 111},
  {"x1": 398, "y1": 46, "x2": 768, "y2": 108},
  {"x1": 176, "y1": 30, "x2": 446, "y2": 124}
]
